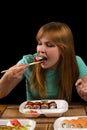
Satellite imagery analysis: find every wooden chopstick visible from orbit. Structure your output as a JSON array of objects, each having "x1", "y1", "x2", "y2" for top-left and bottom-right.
[{"x1": 1, "y1": 61, "x2": 42, "y2": 73}]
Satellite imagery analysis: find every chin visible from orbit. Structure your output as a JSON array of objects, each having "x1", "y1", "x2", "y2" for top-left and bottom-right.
[{"x1": 41, "y1": 64, "x2": 48, "y2": 69}]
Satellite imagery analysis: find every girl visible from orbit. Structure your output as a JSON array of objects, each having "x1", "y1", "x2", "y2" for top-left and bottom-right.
[{"x1": 0, "y1": 22, "x2": 87, "y2": 102}]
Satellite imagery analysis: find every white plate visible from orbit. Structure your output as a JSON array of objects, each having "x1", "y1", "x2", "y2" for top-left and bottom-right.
[
  {"x1": 19, "y1": 99, "x2": 68, "y2": 117},
  {"x1": 0, "y1": 119, "x2": 36, "y2": 130},
  {"x1": 54, "y1": 116, "x2": 87, "y2": 130}
]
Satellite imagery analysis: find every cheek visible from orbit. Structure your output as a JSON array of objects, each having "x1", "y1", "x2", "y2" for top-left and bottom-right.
[
  {"x1": 50, "y1": 48, "x2": 60, "y2": 59},
  {"x1": 56, "y1": 51, "x2": 61, "y2": 60},
  {"x1": 56, "y1": 48, "x2": 61, "y2": 59},
  {"x1": 52, "y1": 54, "x2": 60, "y2": 63}
]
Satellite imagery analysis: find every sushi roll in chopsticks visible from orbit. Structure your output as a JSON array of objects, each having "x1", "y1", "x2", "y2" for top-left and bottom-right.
[
  {"x1": 34, "y1": 56, "x2": 47, "y2": 62},
  {"x1": 34, "y1": 56, "x2": 43, "y2": 62}
]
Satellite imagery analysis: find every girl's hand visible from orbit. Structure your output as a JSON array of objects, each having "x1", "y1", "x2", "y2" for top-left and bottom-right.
[
  {"x1": 4, "y1": 64, "x2": 29, "y2": 80},
  {"x1": 75, "y1": 77, "x2": 87, "y2": 101}
]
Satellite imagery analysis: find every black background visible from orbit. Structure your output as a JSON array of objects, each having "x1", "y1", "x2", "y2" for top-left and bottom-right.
[{"x1": 0, "y1": 1, "x2": 87, "y2": 104}]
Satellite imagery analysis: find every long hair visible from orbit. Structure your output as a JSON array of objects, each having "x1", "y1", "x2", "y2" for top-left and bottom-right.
[{"x1": 30, "y1": 22, "x2": 79, "y2": 101}]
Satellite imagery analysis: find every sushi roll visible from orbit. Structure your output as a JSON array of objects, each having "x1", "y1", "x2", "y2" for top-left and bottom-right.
[
  {"x1": 60, "y1": 118, "x2": 87, "y2": 128},
  {"x1": 77, "y1": 117, "x2": 87, "y2": 128},
  {"x1": 34, "y1": 56, "x2": 47, "y2": 62},
  {"x1": 60, "y1": 119, "x2": 70, "y2": 128},
  {"x1": 69, "y1": 119, "x2": 80, "y2": 128},
  {"x1": 24, "y1": 101, "x2": 34, "y2": 109},
  {"x1": 33, "y1": 102, "x2": 41, "y2": 109},
  {"x1": 41, "y1": 101, "x2": 49, "y2": 109},
  {"x1": 49, "y1": 101, "x2": 57, "y2": 109},
  {"x1": 34, "y1": 56, "x2": 43, "y2": 62}
]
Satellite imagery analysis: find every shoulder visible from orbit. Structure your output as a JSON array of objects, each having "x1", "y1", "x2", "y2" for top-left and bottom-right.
[
  {"x1": 76, "y1": 55, "x2": 86, "y2": 66},
  {"x1": 76, "y1": 55, "x2": 84, "y2": 62},
  {"x1": 17, "y1": 53, "x2": 37, "y2": 64},
  {"x1": 76, "y1": 55, "x2": 87, "y2": 77}
]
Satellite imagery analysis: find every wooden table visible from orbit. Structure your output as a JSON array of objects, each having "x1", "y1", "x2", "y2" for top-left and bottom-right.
[{"x1": 0, "y1": 102, "x2": 87, "y2": 130}]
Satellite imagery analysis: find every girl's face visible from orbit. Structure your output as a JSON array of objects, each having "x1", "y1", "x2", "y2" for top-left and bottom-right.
[{"x1": 36, "y1": 34, "x2": 61, "y2": 69}]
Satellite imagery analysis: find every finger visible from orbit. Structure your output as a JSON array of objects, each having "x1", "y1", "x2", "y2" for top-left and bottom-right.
[{"x1": 75, "y1": 79, "x2": 83, "y2": 86}]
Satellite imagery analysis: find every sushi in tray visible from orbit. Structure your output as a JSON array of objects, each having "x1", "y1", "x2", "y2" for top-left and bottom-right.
[
  {"x1": 24, "y1": 100, "x2": 57, "y2": 109},
  {"x1": 54, "y1": 116, "x2": 87, "y2": 129},
  {"x1": 0, "y1": 119, "x2": 36, "y2": 130},
  {"x1": 19, "y1": 100, "x2": 68, "y2": 117}
]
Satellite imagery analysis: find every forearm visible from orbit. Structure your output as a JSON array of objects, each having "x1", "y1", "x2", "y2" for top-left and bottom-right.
[
  {"x1": 0, "y1": 63, "x2": 27, "y2": 98},
  {"x1": 0, "y1": 73, "x2": 20, "y2": 98},
  {"x1": 0, "y1": 82, "x2": 11, "y2": 98}
]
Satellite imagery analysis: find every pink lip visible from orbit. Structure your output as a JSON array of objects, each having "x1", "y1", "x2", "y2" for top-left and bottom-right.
[{"x1": 41, "y1": 60, "x2": 47, "y2": 64}]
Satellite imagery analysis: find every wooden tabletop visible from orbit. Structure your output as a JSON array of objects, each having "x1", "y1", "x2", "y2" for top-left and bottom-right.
[{"x1": 0, "y1": 102, "x2": 87, "y2": 130}]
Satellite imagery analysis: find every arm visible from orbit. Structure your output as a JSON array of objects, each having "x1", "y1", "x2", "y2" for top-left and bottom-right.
[
  {"x1": 0, "y1": 64, "x2": 28, "y2": 98},
  {"x1": 75, "y1": 75, "x2": 87, "y2": 101}
]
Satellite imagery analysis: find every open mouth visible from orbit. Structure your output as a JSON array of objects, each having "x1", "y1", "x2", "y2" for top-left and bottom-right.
[{"x1": 42, "y1": 57, "x2": 47, "y2": 62}]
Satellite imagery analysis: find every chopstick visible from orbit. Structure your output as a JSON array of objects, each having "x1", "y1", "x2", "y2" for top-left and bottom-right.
[
  {"x1": 1, "y1": 61, "x2": 42, "y2": 73},
  {"x1": 0, "y1": 125, "x2": 6, "y2": 126}
]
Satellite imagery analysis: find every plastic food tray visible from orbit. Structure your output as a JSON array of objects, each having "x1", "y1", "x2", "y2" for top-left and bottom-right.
[
  {"x1": 19, "y1": 99, "x2": 68, "y2": 117},
  {"x1": 54, "y1": 116, "x2": 87, "y2": 130},
  {"x1": 0, "y1": 119, "x2": 36, "y2": 130}
]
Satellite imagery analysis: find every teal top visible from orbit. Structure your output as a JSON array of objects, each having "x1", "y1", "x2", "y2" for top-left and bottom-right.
[{"x1": 18, "y1": 54, "x2": 87, "y2": 100}]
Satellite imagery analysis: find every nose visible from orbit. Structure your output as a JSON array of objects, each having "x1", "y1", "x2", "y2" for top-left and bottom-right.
[{"x1": 37, "y1": 45, "x2": 46, "y2": 54}]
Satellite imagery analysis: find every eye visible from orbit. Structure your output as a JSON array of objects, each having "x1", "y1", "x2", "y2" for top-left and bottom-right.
[
  {"x1": 46, "y1": 42, "x2": 55, "y2": 47},
  {"x1": 37, "y1": 42, "x2": 42, "y2": 45}
]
